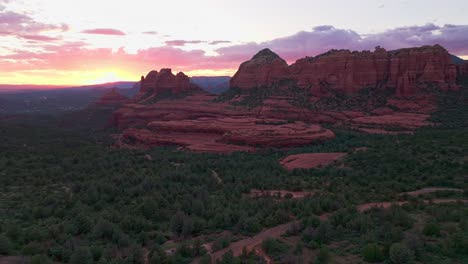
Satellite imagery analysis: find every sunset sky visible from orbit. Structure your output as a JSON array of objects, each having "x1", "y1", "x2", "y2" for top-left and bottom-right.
[{"x1": 1, "y1": 0, "x2": 467, "y2": 85}]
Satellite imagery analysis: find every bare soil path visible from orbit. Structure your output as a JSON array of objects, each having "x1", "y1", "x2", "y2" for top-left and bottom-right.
[
  {"x1": 400, "y1": 187, "x2": 463, "y2": 197},
  {"x1": 209, "y1": 198, "x2": 467, "y2": 263}
]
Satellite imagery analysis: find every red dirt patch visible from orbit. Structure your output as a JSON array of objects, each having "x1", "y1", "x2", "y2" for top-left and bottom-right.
[
  {"x1": 401, "y1": 187, "x2": 463, "y2": 197},
  {"x1": 0, "y1": 256, "x2": 29, "y2": 264},
  {"x1": 248, "y1": 189, "x2": 314, "y2": 199},
  {"x1": 210, "y1": 221, "x2": 299, "y2": 262},
  {"x1": 280, "y1": 152, "x2": 347, "y2": 170}
]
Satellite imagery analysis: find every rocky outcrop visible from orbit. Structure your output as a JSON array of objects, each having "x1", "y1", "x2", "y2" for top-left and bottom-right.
[
  {"x1": 231, "y1": 45, "x2": 460, "y2": 97},
  {"x1": 230, "y1": 48, "x2": 289, "y2": 89},
  {"x1": 135, "y1": 68, "x2": 201, "y2": 102},
  {"x1": 118, "y1": 117, "x2": 334, "y2": 153},
  {"x1": 94, "y1": 88, "x2": 129, "y2": 106},
  {"x1": 111, "y1": 45, "x2": 465, "y2": 152},
  {"x1": 113, "y1": 94, "x2": 336, "y2": 152}
]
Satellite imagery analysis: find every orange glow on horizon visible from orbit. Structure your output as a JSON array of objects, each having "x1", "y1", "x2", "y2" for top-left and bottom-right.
[{"x1": 0, "y1": 68, "x2": 236, "y2": 87}]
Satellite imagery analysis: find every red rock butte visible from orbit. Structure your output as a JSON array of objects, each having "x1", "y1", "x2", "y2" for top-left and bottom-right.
[
  {"x1": 95, "y1": 88, "x2": 130, "y2": 106},
  {"x1": 231, "y1": 45, "x2": 459, "y2": 97},
  {"x1": 135, "y1": 68, "x2": 202, "y2": 103},
  {"x1": 111, "y1": 44, "x2": 467, "y2": 152}
]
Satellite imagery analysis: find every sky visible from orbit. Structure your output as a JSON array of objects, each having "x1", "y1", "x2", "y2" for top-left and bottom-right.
[{"x1": 0, "y1": 0, "x2": 467, "y2": 85}]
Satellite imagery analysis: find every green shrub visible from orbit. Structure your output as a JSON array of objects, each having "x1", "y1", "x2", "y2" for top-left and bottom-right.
[
  {"x1": 362, "y1": 243, "x2": 384, "y2": 263},
  {"x1": 0, "y1": 234, "x2": 12, "y2": 254},
  {"x1": 31, "y1": 255, "x2": 52, "y2": 264},
  {"x1": 423, "y1": 222, "x2": 441, "y2": 237},
  {"x1": 262, "y1": 238, "x2": 290, "y2": 258},
  {"x1": 389, "y1": 243, "x2": 414, "y2": 264},
  {"x1": 315, "y1": 247, "x2": 330, "y2": 264},
  {"x1": 69, "y1": 247, "x2": 93, "y2": 264}
]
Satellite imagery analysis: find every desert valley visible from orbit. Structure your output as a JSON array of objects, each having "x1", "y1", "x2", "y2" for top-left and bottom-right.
[{"x1": 0, "y1": 1, "x2": 468, "y2": 263}]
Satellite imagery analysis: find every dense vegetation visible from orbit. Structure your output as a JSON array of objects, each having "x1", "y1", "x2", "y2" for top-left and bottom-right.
[
  {"x1": 220, "y1": 80, "x2": 394, "y2": 112},
  {"x1": 0, "y1": 88, "x2": 137, "y2": 114},
  {"x1": 0, "y1": 80, "x2": 467, "y2": 263}
]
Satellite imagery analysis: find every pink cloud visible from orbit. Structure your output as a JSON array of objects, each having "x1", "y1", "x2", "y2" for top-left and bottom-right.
[
  {"x1": 0, "y1": 23, "x2": 467, "y2": 81},
  {"x1": 81, "y1": 28, "x2": 126, "y2": 35},
  {"x1": 20, "y1": 34, "x2": 60, "y2": 41},
  {"x1": 0, "y1": 10, "x2": 68, "y2": 34},
  {"x1": 217, "y1": 24, "x2": 468, "y2": 63}
]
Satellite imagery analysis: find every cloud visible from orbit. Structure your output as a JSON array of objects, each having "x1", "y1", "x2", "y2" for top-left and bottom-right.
[
  {"x1": 142, "y1": 31, "x2": 157, "y2": 35},
  {"x1": 81, "y1": 28, "x2": 126, "y2": 35},
  {"x1": 216, "y1": 24, "x2": 468, "y2": 63},
  {"x1": 0, "y1": 10, "x2": 68, "y2": 34},
  {"x1": 209, "y1": 40, "x2": 231, "y2": 45},
  {"x1": 19, "y1": 34, "x2": 60, "y2": 41},
  {"x1": 165, "y1": 40, "x2": 205, "y2": 46},
  {"x1": 0, "y1": 23, "x2": 467, "y2": 82}
]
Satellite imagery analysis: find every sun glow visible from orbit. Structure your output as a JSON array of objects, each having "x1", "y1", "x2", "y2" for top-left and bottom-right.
[
  {"x1": 0, "y1": 69, "x2": 140, "y2": 87},
  {"x1": 86, "y1": 72, "x2": 121, "y2": 85}
]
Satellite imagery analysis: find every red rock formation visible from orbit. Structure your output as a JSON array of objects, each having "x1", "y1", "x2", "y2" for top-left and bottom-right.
[
  {"x1": 95, "y1": 88, "x2": 129, "y2": 106},
  {"x1": 230, "y1": 48, "x2": 289, "y2": 89},
  {"x1": 116, "y1": 114, "x2": 335, "y2": 153},
  {"x1": 135, "y1": 68, "x2": 201, "y2": 102},
  {"x1": 111, "y1": 45, "x2": 464, "y2": 152},
  {"x1": 232, "y1": 45, "x2": 460, "y2": 97}
]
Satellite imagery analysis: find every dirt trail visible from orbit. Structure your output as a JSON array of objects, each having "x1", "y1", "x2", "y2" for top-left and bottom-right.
[
  {"x1": 400, "y1": 187, "x2": 463, "y2": 197},
  {"x1": 253, "y1": 247, "x2": 274, "y2": 264},
  {"x1": 248, "y1": 189, "x2": 314, "y2": 199},
  {"x1": 210, "y1": 169, "x2": 223, "y2": 184},
  {"x1": 209, "y1": 221, "x2": 299, "y2": 262},
  {"x1": 209, "y1": 198, "x2": 467, "y2": 263}
]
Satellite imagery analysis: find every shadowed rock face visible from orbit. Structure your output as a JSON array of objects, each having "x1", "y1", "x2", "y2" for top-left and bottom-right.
[
  {"x1": 135, "y1": 68, "x2": 201, "y2": 102},
  {"x1": 230, "y1": 48, "x2": 289, "y2": 89},
  {"x1": 95, "y1": 88, "x2": 129, "y2": 106},
  {"x1": 231, "y1": 45, "x2": 460, "y2": 97}
]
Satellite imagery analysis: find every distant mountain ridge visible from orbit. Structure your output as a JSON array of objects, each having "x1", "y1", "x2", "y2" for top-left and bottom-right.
[
  {"x1": 0, "y1": 81, "x2": 137, "y2": 93},
  {"x1": 190, "y1": 76, "x2": 231, "y2": 94}
]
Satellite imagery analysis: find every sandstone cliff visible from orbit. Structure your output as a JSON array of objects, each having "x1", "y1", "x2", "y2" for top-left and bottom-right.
[{"x1": 230, "y1": 45, "x2": 460, "y2": 97}]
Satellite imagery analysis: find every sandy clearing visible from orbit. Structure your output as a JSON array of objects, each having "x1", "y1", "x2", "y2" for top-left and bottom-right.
[{"x1": 280, "y1": 152, "x2": 347, "y2": 170}]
